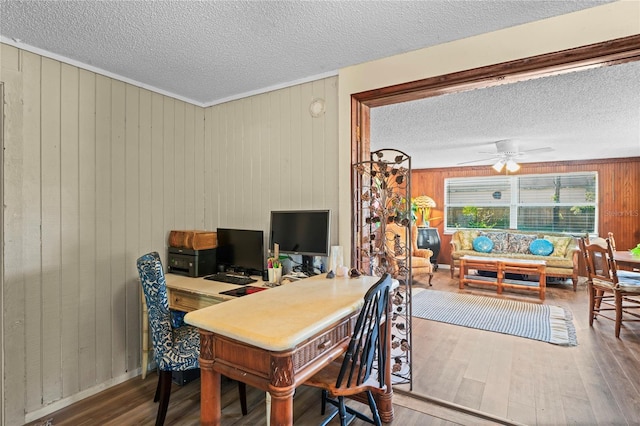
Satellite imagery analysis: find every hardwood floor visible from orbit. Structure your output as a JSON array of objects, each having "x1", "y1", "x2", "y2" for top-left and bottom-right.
[
  {"x1": 405, "y1": 270, "x2": 640, "y2": 425},
  {"x1": 28, "y1": 269, "x2": 640, "y2": 425}
]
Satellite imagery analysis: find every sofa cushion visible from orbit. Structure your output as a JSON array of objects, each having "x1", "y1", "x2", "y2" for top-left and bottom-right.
[
  {"x1": 544, "y1": 235, "x2": 573, "y2": 257},
  {"x1": 472, "y1": 236, "x2": 494, "y2": 253},
  {"x1": 455, "y1": 230, "x2": 479, "y2": 250},
  {"x1": 530, "y1": 238, "x2": 554, "y2": 256},
  {"x1": 508, "y1": 233, "x2": 536, "y2": 254},
  {"x1": 481, "y1": 231, "x2": 509, "y2": 253}
]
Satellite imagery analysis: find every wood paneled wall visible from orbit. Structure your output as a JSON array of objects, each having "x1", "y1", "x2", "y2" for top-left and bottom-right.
[
  {"x1": 412, "y1": 157, "x2": 640, "y2": 265},
  {"x1": 1, "y1": 43, "x2": 339, "y2": 424}
]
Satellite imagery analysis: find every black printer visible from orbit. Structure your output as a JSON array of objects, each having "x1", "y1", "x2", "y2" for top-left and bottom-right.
[{"x1": 167, "y1": 247, "x2": 216, "y2": 277}]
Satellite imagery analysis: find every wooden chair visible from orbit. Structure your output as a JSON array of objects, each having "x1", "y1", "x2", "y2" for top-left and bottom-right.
[
  {"x1": 304, "y1": 274, "x2": 393, "y2": 426},
  {"x1": 137, "y1": 252, "x2": 247, "y2": 425},
  {"x1": 385, "y1": 222, "x2": 434, "y2": 285},
  {"x1": 580, "y1": 239, "x2": 640, "y2": 338}
]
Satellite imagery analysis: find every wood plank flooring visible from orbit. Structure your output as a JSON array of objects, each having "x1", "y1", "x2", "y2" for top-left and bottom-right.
[{"x1": 28, "y1": 269, "x2": 640, "y2": 425}]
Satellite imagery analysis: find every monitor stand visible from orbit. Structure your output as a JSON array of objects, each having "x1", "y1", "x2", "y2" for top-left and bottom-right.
[{"x1": 301, "y1": 255, "x2": 317, "y2": 276}]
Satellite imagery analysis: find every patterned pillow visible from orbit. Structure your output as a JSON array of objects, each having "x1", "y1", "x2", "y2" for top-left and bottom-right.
[
  {"x1": 472, "y1": 236, "x2": 494, "y2": 253},
  {"x1": 455, "y1": 230, "x2": 479, "y2": 250},
  {"x1": 544, "y1": 235, "x2": 573, "y2": 257},
  {"x1": 481, "y1": 232, "x2": 509, "y2": 253},
  {"x1": 508, "y1": 234, "x2": 536, "y2": 254},
  {"x1": 529, "y1": 238, "x2": 554, "y2": 256}
]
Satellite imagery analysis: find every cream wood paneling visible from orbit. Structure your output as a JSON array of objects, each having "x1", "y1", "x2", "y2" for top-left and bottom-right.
[
  {"x1": 78, "y1": 68, "x2": 97, "y2": 390},
  {"x1": 1, "y1": 44, "x2": 28, "y2": 424},
  {"x1": 1, "y1": 44, "x2": 338, "y2": 424},
  {"x1": 203, "y1": 77, "x2": 339, "y2": 251},
  {"x1": 60, "y1": 62, "x2": 80, "y2": 398}
]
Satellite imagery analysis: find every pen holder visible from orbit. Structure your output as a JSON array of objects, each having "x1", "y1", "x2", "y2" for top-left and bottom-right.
[{"x1": 268, "y1": 267, "x2": 282, "y2": 284}]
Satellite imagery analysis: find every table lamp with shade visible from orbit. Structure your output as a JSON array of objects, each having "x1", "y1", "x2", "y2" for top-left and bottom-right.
[{"x1": 413, "y1": 195, "x2": 436, "y2": 227}]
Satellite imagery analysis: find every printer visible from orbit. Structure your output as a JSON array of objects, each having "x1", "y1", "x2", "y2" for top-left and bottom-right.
[
  {"x1": 167, "y1": 247, "x2": 216, "y2": 277},
  {"x1": 167, "y1": 230, "x2": 218, "y2": 277}
]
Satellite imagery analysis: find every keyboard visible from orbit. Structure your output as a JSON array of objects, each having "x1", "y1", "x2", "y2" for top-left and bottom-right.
[{"x1": 204, "y1": 273, "x2": 257, "y2": 285}]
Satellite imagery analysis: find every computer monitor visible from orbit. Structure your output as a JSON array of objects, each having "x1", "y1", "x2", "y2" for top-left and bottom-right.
[
  {"x1": 269, "y1": 210, "x2": 331, "y2": 275},
  {"x1": 216, "y1": 228, "x2": 265, "y2": 276}
]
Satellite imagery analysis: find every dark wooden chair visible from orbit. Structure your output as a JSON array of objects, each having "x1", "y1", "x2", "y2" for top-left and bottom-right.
[
  {"x1": 580, "y1": 238, "x2": 640, "y2": 338},
  {"x1": 137, "y1": 252, "x2": 247, "y2": 425},
  {"x1": 304, "y1": 273, "x2": 393, "y2": 426}
]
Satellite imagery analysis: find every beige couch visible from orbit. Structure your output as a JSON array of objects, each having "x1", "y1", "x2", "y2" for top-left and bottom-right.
[{"x1": 450, "y1": 229, "x2": 580, "y2": 291}]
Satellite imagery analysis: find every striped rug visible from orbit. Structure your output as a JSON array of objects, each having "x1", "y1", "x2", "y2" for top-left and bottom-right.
[{"x1": 412, "y1": 290, "x2": 577, "y2": 346}]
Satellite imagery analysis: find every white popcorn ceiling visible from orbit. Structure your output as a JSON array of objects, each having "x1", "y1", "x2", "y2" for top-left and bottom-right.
[{"x1": 2, "y1": 0, "x2": 637, "y2": 168}]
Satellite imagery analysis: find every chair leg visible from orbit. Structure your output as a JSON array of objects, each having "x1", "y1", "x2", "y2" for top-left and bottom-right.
[
  {"x1": 588, "y1": 284, "x2": 595, "y2": 326},
  {"x1": 320, "y1": 389, "x2": 327, "y2": 415},
  {"x1": 366, "y1": 390, "x2": 382, "y2": 426},
  {"x1": 155, "y1": 370, "x2": 172, "y2": 426},
  {"x1": 337, "y1": 396, "x2": 348, "y2": 426},
  {"x1": 153, "y1": 370, "x2": 162, "y2": 402},
  {"x1": 237, "y1": 381, "x2": 248, "y2": 416},
  {"x1": 615, "y1": 291, "x2": 623, "y2": 338}
]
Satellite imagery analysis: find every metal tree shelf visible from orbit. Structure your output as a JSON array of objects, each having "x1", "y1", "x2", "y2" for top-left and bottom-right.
[{"x1": 352, "y1": 148, "x2": 413, "y2": 387}]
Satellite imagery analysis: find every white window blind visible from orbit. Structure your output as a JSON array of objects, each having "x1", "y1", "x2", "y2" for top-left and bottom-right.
[{"x1": 445, "y1": 172, "x2": 597, "y2": 234}]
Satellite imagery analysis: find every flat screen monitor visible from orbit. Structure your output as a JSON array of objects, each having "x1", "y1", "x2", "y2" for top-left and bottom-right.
[
  {"x1": 216, "y1": 228, "x2": 264, "y2": 276},
  {"x1": 269, "y1": 210, "x2": 331, "y2": 275}
]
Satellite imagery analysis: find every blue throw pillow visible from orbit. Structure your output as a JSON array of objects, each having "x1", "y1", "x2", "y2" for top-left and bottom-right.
[
  {"x1": 473, "y1": 236, "x2": 494, "y2": 253},
  {"x1": 530, "y1": 238, "x2": 554, "y2": 256}
]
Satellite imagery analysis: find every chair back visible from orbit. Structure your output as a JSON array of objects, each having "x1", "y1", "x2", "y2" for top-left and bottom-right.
[
  {"x1": 137, "y1": 252, "x2": 198, "y2": 371},
  {"x1": 583, "y1": 238, "x2": 618, "y2": 287},
  {"x1": 336, "y1": 273, "x2": 392, "y2": 391}
]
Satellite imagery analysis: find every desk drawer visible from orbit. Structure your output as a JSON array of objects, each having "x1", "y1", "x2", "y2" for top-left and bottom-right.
[
  {"x1": 168, "y1": 289, "x2": 222, "y2": 312},
  {"x1": 293, "y1": 316, "x2": 353, "y2": 371}
]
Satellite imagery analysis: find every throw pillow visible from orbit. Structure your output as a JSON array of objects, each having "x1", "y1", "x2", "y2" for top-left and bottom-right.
[
  {"x1": 544, "y1": 235, "x2": 573, "y2": 257},
  {"x1": 481, "y1": 232, "x2": 509, "y2": 253},
  {"x1": 455, "y1": 230, "x2": 479, "y2": 250},
  {"x1": 472, "y1": 236, "x2": 494, "y2": 253},
  {"x1": 508, "y1": 233, "x2": 536, "y2": 254},
  {"x1": 529, "y1": 238, "x2": 554, "y2": 256}
]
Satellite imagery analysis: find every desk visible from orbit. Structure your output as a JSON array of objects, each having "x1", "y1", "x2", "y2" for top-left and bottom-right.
[
  {"x1": 184, "y1": 274, "x2": 396, "y2": 426},
  {"x1": 614, "y1": 251, "x2": 640, "y2": 271}
]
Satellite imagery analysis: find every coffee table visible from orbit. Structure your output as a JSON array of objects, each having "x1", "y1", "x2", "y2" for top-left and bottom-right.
[{"x1": 459, "y1": 255, "x2": 547, "y2": 300}]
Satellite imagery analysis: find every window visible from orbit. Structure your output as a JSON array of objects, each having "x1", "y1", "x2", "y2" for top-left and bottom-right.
[{"x1": 445, "y1": 172, "x2": 597, "y2": 234}]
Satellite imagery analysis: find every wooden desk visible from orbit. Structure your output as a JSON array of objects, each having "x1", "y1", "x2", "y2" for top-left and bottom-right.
[
  {"x1": 141, "y1": 273, "x2": 266, "y2": 379},
  {"x1": 184, "y1": 274, "x2": 396, "y2": 426}
]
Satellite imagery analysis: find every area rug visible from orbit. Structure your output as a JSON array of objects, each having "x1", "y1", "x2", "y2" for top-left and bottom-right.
[{"x1": 412, "y1": 290, "x2": 577, "y2": 346}]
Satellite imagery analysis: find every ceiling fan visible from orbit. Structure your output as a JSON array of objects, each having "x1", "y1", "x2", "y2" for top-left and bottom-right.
[{"x1": 458, "y1": 139, "x2": 553, "y2": 172}]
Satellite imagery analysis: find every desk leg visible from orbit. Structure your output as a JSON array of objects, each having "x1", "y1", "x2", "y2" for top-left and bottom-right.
[
  {"x1": 269, "y1": 389, "x2": 295, "y2": 426},
  {"x1": 199, "y1": 331, "x2": 222, "y2": 426},
  {"x1": 141, "y1": 287, "x2": 149, "y2": 380}
]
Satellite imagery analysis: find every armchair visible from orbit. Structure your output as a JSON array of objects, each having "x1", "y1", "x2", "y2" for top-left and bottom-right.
[{"x1": 385, "y1": 222, "x2": 434, "y2": 285}]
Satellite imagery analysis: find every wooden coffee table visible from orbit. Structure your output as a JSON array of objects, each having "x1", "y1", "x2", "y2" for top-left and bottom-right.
[{"x1": 459, "y1": 255, "x2": 547, "y2": 300}]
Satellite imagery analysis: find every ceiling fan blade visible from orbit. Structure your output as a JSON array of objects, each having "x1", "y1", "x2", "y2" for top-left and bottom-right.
[
  {"x1": 521, "y1": 147, "x2": 554, "y2": 154},
  {"x1": 457, "y1": 156, "x2": 497, "y2": 165}
]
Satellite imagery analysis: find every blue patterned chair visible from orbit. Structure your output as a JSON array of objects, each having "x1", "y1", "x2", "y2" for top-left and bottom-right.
[{"x1": 137, "y1": 252, "x2": 247, "y2": 425}]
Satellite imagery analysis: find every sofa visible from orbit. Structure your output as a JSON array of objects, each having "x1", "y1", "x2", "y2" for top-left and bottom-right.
[{"x1": 450, "y1": 229, "x2": 580, "y2": 291}]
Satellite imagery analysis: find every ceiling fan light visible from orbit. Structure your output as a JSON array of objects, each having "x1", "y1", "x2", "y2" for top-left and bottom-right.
[
  {"x1": 492, "y1": 159, "x2": 505, "y2": 172},
  {"x1": 506, "y1": 159, "x2": 520, "y2": 172}
]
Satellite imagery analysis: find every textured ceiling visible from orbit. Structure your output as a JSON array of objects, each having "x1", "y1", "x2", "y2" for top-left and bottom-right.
[
  {"x1": 0, "y1": 0, "x2": 612, "y2": 105},
  {"x1": 371, "y1": 60, "x2": 640, "y2": 169},
  {"x1": 2, "y1": 0, "x2": 637, "y2": 168}
]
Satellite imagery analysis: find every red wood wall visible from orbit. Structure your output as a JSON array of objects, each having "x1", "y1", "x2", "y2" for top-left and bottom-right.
[{"x1": 412, "y1": 157, "x2": 640, "y2": 265}]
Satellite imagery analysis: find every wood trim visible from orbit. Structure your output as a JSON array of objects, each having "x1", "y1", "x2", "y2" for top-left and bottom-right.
[{"x1": 354, "y1": 34, "x2": 640, "y2": 107}]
